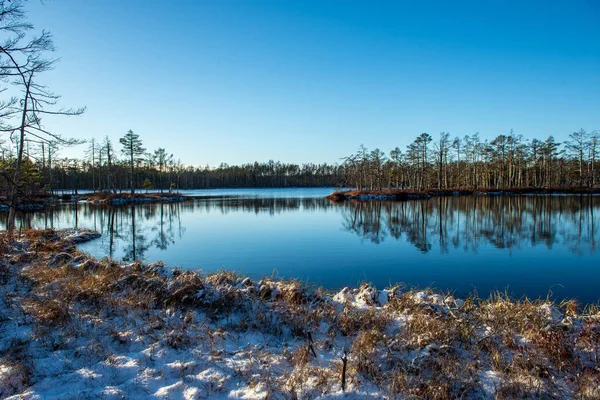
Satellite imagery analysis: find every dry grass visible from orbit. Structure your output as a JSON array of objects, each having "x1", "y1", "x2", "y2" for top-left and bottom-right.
[
  {"x1": 575, "y1": 370, "x2": 600, "y2": 399},
  {"x1": 0, "y1": 340, "x2": 33, "y2": 398},
  {"x1": 2, "y1": 229, "x2": 600, "y2": 399},
  {"x1": 0, "y1": 262, "x2": 8, "y2": 286}
]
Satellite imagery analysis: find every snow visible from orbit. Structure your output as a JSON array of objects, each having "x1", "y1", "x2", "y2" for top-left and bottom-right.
[
  {"x1": 60, "y1": 229, "x2": 101, "y2": 244},
  {"x1": 478, "y1": 370, "x2": 502, "y2": 398},
  {"x1": 540, "y1": 302, "x2": 563, "y2": 324},
  {"x1": 1, "y1": 229, "x2": 599, "y2": 399}
]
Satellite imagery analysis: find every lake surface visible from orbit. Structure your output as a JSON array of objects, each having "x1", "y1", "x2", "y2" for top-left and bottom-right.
[{"x1": 3, "y1": 188, "x2": 600, "y2": 303}]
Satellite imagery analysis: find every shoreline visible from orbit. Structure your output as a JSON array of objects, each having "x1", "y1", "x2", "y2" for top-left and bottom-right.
[
  {"x1": 0, "y1": 192, "x2": 191, "y2": 212},
  {"x1": 0, "y1": 229, "x2": 599, "y2": 398},
  {"x1": 81, "y1": 192, "x2": 190, "y2": 205},
  {"x1": 327, "y1": 187, "x2": 600, "y2": 201}
]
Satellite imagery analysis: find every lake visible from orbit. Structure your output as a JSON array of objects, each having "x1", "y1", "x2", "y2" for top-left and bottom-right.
[{"x1": 3, "y1": 188, "x2": 600, "y2": 303}]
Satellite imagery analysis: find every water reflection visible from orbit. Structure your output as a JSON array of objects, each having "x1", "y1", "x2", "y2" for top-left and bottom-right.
[
  {"x1": 5, "y1": 196, "x2": 600, "y2": 258},
  {"x1": 3, "y1": 195, "x2": 599, "y2": 302},
  {"x1": 196, "y1": 197, "x2": 331, "y2": 215},
  {"x1": 339, "y1": 196, "x2": 599, "y2": 255},
  {"x1": 6, "y1": 198, "x2": 331, "y2": 258},
  {"x1": 88, "y1": 203, "x2": 186, "y2": 261}
]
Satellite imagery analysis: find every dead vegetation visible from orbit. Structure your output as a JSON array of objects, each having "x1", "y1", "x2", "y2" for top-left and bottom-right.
[{"x1": 1, "y1": 229, "x2": 600, "y2": 398}]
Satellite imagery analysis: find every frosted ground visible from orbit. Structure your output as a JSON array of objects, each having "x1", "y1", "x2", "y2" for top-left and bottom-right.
[{"x1": 1, "y1": 229, "x2": 599, "y2": 399}]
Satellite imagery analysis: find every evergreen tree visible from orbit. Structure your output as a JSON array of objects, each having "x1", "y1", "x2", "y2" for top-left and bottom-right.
[{"x1": 119, "y1": 130, "x2": 145, "y2": 194}]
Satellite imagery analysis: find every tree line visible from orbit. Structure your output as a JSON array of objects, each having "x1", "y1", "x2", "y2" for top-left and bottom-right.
[
  {"x1": 1, "y1": 131, "x2": 343, "y2": 193},
  {"x1": 3, "y1": 127, "x2": 599, "y2": 197},
  {"x1": 342, "y1": 130, "x2": 598, "y2": 191}
]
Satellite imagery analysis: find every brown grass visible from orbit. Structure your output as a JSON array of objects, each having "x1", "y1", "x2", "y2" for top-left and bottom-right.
[
  {"x1": 0, "y1": 338, "x2": 34, "y2": 398},
  {"x1": 2, "y1": 229, "x2": 600, "y2": 398}
]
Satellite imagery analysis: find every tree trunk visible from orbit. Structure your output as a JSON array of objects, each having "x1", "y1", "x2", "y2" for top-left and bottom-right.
[
  {"x1": 7, "y1": 75, "x2": 32, "y2": 237},
  {"x1": 130, "y1": 140, "x2": 135, "y2": 195}
]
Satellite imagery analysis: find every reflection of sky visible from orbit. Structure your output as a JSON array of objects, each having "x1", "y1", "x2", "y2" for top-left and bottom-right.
[
  {"x1": 178, "y1": 187, "x2": 338, "y2": 198},
  {"x1": 3, "y1": 191, "x2": 600, "y2": 304}
]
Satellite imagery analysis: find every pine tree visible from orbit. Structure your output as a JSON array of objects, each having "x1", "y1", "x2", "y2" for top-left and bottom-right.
[{"x1": 119, "y1": 130, "x2": 145, "y2": 194}]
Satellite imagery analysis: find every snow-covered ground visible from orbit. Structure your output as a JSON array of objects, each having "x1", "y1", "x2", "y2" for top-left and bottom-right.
[{"x1": 0, "y1": 229, "x2": 599, "y2": 399}]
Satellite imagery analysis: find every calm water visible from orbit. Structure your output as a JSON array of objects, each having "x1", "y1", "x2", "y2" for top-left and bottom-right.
[{"x1": 3, "y1": 188, "x2": 599, "y2": 303}]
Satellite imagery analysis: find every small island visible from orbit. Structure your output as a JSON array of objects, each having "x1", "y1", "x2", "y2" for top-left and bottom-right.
[{"x1": 82, "y1": 192, "x2": 190, "y2": 205}]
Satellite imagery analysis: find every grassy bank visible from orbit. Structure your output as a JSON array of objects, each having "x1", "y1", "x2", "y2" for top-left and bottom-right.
[
  {"x1": 1, "y1": 230, "x2": 599, "y2": 398},
  {"x1": 327, "y1": 187, "x2": 600, "y2": 201}
]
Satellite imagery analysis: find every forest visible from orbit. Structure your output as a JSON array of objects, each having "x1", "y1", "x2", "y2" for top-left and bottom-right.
[
  {"x1": 1, "y1": 128, "x2": 599, "y2": 196},
  {"x1": 341, "y1": 130, "x2": 598, "y2": 191}
]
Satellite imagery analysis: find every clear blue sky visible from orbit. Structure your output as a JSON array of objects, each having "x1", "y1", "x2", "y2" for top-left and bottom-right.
[{"x1": 26, "y1": 0, "x2": 600, "y2": 166}]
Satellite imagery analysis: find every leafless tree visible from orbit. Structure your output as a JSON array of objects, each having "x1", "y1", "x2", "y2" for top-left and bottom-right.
[
  {"x1": 566, "y1": 129, "x2": 590, "y2": 187},
  {"x1": 0, "y1": 0, "x2": 85, "y2": 236}
]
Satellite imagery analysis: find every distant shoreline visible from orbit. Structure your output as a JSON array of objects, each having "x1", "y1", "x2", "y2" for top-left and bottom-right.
[
  {"x1": 326, "y1": 187, "x2": 600, "y2": 201},
  {"x1": 3, "y1": 187, "x2": 600, "y2": 212},
  {"x1": 2, "y1": 188, "x2": 337, "y2": 212},
  {"x1": 0, "y1": 192, "x2": 191, "y2": 211}
]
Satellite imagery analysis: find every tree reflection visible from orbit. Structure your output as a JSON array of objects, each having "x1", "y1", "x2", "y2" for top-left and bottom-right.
[
  {"x1": 3, "y1": 195, "x2": 599, "y2": 260},
  {"x1": 338, "y1": 196, "x2": 600, "y2": 254},
  {"x1": 102, "y1": 203, "x2": 187, "y2": 261}
]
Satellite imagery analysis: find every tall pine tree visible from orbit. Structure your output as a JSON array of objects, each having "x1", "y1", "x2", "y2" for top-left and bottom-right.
[{"x1": 119, "y1": 130, "x2": 145, "y2": 194}]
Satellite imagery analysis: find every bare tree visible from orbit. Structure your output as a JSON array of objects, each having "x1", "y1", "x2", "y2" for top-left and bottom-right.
[
  {"x1": 414, "y1": 133, "x2": 432, "y2": 190},
  {"x1": 434, "y1": 132, "x2": 451, "y2": 189},
  {"x1": 589, "y1": 131, "x2": 598, "y2": 187},
  {"x1": 0, "y1": 0, "x2": 85, "y2": 236},
  {"x1": 102, "y1": 136, "x2": 115, "y2": 193},
  {"x1": 85, "y1": 138, "x2": 100, "y2": 192},
  {"x1": 153, "y1": 147, "x2": 173, "y2": 193},
  {"x1": 389, "y1": 147, "x2": 402, "y2": 189},
  {"x1": 566, "y1": 129, "x2": 590, "y2": 187},
  {"x1": 452, "y1": 136, "x2": 462, "y2": 187}
]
